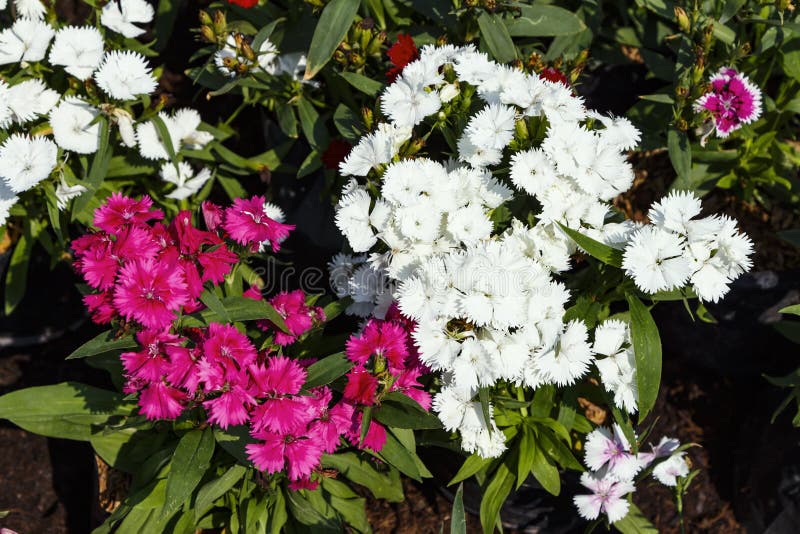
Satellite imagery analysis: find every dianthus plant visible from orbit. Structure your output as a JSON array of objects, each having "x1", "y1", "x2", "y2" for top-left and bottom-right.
[
  {"x1": 0, "y1": 193, "x2": 434, "y2": 533},
  {"x1": 331, "y1": 44, "x2": 753, "y2": 531},
  {"x1": 0, "y1": 0, "x2": 282, "y2": 314}
]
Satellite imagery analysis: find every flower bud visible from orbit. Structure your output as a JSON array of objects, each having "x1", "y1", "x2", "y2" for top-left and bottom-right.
[
  {"x1": 200, "y1": 25, "x2": 216, "y2": 44},
  {"x1": 241, "y1": 41, "x2": 256, "y2": 62},
  {"x1": 674, "y1": 7, "x2": 691, "y2": 32},
  {"x1": 213, "y1": 10, "x2": 227, "y2": 36},
  {"x1": 514, "y1": 118, "x2": 529, "y2": 142},
  {"x1": 361, "y1": 107, "x2": 373, "y2": 130},
  {"x1": 333, "y1": 49, "x2": 348, "y2": 65},
  {"x1": 439, "y1": 83, "x2": 459, "y2": 103},
  {"x1": 198, "y1": 10, "x2": 212, "y2": 26}
]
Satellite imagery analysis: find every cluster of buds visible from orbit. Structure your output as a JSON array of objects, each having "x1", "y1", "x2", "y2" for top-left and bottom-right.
[
  {"x1": 333, "y1": 18, "x2": 386, "y2": 72},
  {"x1": 526, "y1": 50, "x2": 588, "y2": 86},
  {"x1": 198, "y1": 10, "x2": 229, "y2": 47}
]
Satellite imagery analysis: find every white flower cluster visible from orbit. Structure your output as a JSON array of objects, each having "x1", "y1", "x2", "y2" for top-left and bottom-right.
[
  {"x1": 574, "y1": 425, "x2": 689, "y2": 524},
  {"x1": 0, "y1": 0, "x2": 216, "y2": 223},
  {"x1": 622, "y1": 191, "x2": 753, "y2": 302},
  {"x1": 330, "y1": 44, "x2": 753, "y2": 457}
]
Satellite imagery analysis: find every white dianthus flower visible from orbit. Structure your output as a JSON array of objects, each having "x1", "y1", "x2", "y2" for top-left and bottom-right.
[
  {"x1": 380, "y1": 77, "x2": 441, "y2": 128},
  {"x1": 160, "y1": 162, "x2": 213, "y2": 200},
  {"x1": 50, "y1": 98, "x2": 102, "y2": 154},
  {"x1": 335, "y1": 187, "x2": 376, "y2": 253},
  {"x1": 94, "y1": 51, "x2": 157, "y2": 100},
  {"x1": 339, "y1": 123, "x2": 411, "y2": 176},
  {"x1": 464, "y1": 103, "x2": 516, "y2": 152},
  {"x1": 0, "y1": 18, "x2": 54, "y2": 65},
  {"x1": 14, "y1": 0, "x2": 45, "y2": 19},
  {"x1": 0, "y1": 81, "x2": 10, "y2": 128},
  {"x1": 136, "y1": 108, "x2": 212, "y2": 160},
  {"x1": 533, "y1": 320, "x2": 593, "y2": 386},
  {"x1": 0, "y1": 134, "x2": 58, "y2": 193},
  {"x1": 48, "y1": 26, "x2": 105, "y2": 80},
  {"x1": 509, "y1": 148, "x2": 558, "y2": 198},
  {"x1": 652, "y1": 453, "x2": 689, "y2": 487},
  {"x1": 5, "y1": 79, "x2": 60, "y2": 125},
  {"x1": 622, "y1": 226, "x2": 692, "y2": 294},
  {"x1": 55, "y1": 176, "x2": 87, "y2": 210},
  {"x1": 101, "y1": 0, "x2": 154, "y2": 38}
]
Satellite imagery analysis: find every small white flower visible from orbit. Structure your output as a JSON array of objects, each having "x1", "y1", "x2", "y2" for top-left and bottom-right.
[
  {"x1": 573, "y1": 471, "x2": 635, "y2": 524},
  {"x1": 101, "y1": 0, "x2": 154, "y2": 38},
  {"x1": 13, "y1": 0, "x2": 46, "y2": 20},
  {"x1": 534, "y1": 320, "x2": 594, "y2": 386},
  {"x1": 110, "y1": 108, "x2": 137, "y2": 147},
  {"x1": 5, "y1": 79, "x2": 60, "y2": 125},
  {"x1": 94, "y1": 51, "x2": 157, "y2": 100},
  {"x1": 652, "y1": 452, "x2": 689, "y2": 487},
  {"x1": 55, "y1": 176, "x2": 87, "y2": 210},
  {"x1": 335, "y1": 187, "x2": 376, "y2": 252},
  {"x1": 0, "y1": 18, "x2": 55, "y2": 65},
  {"x1": 509, "y1": 148, "x2": 558, "y2": 198},
  {"x1": 160, "y1": 162, "x2": 212, "y2": 200},
  {"x1": 339, "y1": 123, "x2": 411, "y2": 176},
  {"x1": 464, "y1": 103, "x2": 516, "y2": 152},
  {"x1": 50, "y1": 98, "x2": 101, "y2": 154},
  {"x1": 648, "y1": 190, "x2": 702, "y2": 235},
  {"x1": 381, "y1": 77, "x2": 441, "y2": 128},
  {"x1": 0, "y1": 134, "x2": 58, "y2": 193},
  {"x1": 622, "y1": 226, "x2": 692, "y2": 294},
  {"x1": 136, "y1": 108, "x2": 212, "y2": 160},
  {"x1": 48, "y1": 26, "x2": 105, "y2": 80}
]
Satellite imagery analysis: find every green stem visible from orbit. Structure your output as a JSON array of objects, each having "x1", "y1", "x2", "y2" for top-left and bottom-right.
[{"x1": 516, "y1": 386, "x2": 529, "y2": 418}]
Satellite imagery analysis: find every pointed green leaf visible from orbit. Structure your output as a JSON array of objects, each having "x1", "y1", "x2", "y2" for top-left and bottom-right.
[
  {"x1": 626, "y1": 293, "x2": 662, "y2": 419},
  {"x1": 303, "y1": 0, "x2": 361, "y2": 80},
  {"x1": 67, "y1": 330, "x2": 138, "y2": 360},
  {"x1": 163, "y1": 428, "x2": 215, "y2": 516}
]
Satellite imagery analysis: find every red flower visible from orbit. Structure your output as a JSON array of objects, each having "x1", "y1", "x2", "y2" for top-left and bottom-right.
[
  {"x1": 386, "y1": 33, "x2": 419, "y2": 82},
  {"x1": 227, "y1": 0, "x2": 258, "y2": 7},
  {"x1": 343, "y1": 366, "x2": 379, "y2": 405},
  {"x1": 321, "y1": 139, "x2": 351, "y2": 170},
  {"x1": 540, "y1": 67, "x2": 569, "y2": 87}
]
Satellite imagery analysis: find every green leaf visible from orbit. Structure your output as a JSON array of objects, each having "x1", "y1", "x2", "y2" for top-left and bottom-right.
[
  {"x1": 374, "y1": 393, "x2": 442, "y2": 430},
  {"x1": 338, "y1": 71, "x2": 384, "y2": 96},
  {"x1": 536, "y1": 427, "x2": 583, "y2": 471},
  {"x1": 303, "y1": 352, "x2": 352, "y2": 389},
  {"x1": 276, "y1": 104, "x2": 299, "y2": 139},
  {"x1": 194, "y1": 464, "x2": 247, "y2": 522},
  {"x1": 67, "y1": 330, "x2": 138, "y2": 360},
  {"x1": 478, "y1": 387, "x2": 493, "y2": 434},
  {"x1": 151, "y1": 114, "x2": 180, "y2": 173},
  {"x1": 613, "y1": 504, "x2": 658, "y2": 533},
  {"x1": 515, "y1": 427, "x2": 535, "y2": 489},
  {"x1": 530, "y1": 443, "x2": 560, "y2": 495},
  {"x1": 200, "y1": 289, "x2": 231, "y2": 323},
  {"x1": 376, "y1": 430, "x2": 422, "y2": 481},
  {"x1": 477, "y1": 12, "x2": 516, "y2": 63},
  {"x1": 303, "y1": 0, "x2": 361, "y2": 80},
  {"x1": 333, "y1": 104, "x2": 363, "y2": 144},
  {"x1": 626, "y1": 294, "x2": 662, "y2": 420},
  {"x1": 0, "y1": 382, "x2": 134, "y2": 440},
  {"x1": 667, "y1": 128, "x2": 692, "y2": 187},
  {"x1": 297, "y1": 97, "x2": 330, "y2": 149},
  {"x1": 163, "y1": 428, "x2": 215, "y2": 515},
  {"x1": 451, "y1": 483, "x2": 466, "y2": 534},
  {"x1": 214, "y1": 425, "x2": 257, "y2": 465},
  {"x1": 557, "y1": 223, "x2": 623, "y2": 267},
  {"x1": 4, "y1": 225, "x2": 33, "y2": 315},
  {"x1": 449, "y1": 453, "x2": 494, "y2": 486},
  {"x1": 182, "y1": 296, "x2": 289, "y2": 332},
  {"x1": 506, "y1": 5, "x2": 586, "y2": 37},
  {"x1": 321, "y1": 452, "x2": 404, "y2": 502},
  {"x1": 531, "y1": 384, "x2": 554, "y2": 418},
  {"x1": 479, "y1": 458, "x2": 514, "y2": 534},
  {"x1": 781, "y1": 304, "x2": 800, "y2": 316}
]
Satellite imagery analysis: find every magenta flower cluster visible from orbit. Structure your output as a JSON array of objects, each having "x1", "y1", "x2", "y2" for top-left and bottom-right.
[{"x1": 71, "y1": 194, "x2": 430, "y2": 488}]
